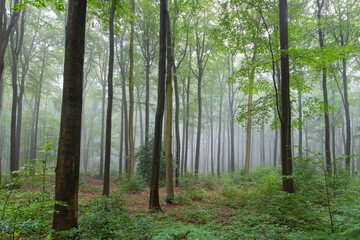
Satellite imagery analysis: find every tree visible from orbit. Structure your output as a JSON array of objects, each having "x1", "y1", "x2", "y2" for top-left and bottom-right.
[
  {"x1": 127, "y1": 0, "x2": 135, "y2": 180},
  {"x1": 116, "y1": 31, "x2": 129, "y2": 176},
  {"x1": 149, "y1": 0, "x2": 167, "y2": 211},
  {"x1": 317, "y1": 0, "x2": 332, "y2": 173},
  {"x1": 103, "y1": 0, "x2": 115, "y2": 196},
  {"x1": 9, "y1": 5, "x2": 25, "y2": 177},
  {"x1": 279, "y1": 0, "x2": 294, "y2": 193},
  {"x1": 0, "y1": 0, "x2": 21, "y2": 118},
  {"x1": 193, "y1": 18, "x2": 210, "y2": 175},
  {"x1": 137, "y1": 0, "x2": 157, "y2": 144},
  {"x1": 53, "y1": 0, "x2": 87, "y2": 231},
  {"x1": 165, "y1": 5, "x2": 174, "y2": 203}
]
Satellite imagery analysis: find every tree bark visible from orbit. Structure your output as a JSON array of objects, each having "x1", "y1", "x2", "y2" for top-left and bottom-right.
[
  {"x1": 116, "y1": 32, "x2": 129, "y2": 176},
  {"x1": 53, "y1": 0, "x2": 87, "y2": 231},
  {"x1": 194, "y1": 30, "x2": 208, "y2": 175},
  {"x1": 103, "y1": 1, "x2": 115, "y2": 196},
  {"x1": 128, "y1": 0, "x2": 135, "y2": 180},
  {"x1": 217, "y1": 85, "x2": 223, "y2": 176},
  {"x1": 317, "y1": 0, "x2": 332, "y2": 173},
  {"x1": 298, "y1": 88, "x2": 303, "y2": 158},
  {"x1": 0, "y1": 0, "x2": 20, "y2": 118},
  {"x1": 149, "y1": 0, "x2": 167, "y2": 211},
  {"x1": 279, "y1": 0, "x2": 294, "y2": 193},
  {"x1": 9, "y1": 6, "x2": 25, "y2": 178}
]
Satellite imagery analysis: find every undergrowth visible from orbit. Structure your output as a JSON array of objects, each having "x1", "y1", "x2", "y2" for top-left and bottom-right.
[{"x1": 1, "y1": 156, "x2": 360, "y2": 239}]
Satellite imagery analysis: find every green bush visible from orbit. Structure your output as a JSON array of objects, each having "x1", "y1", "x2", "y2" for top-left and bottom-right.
[
  {"x1": 119, "y1": 174, "x2": 146, "y2": 193},
  {"x1": 72, "y1": 192, "x2": 154, "y2": 239},
  {"x1": 179, "y1": 172, "x2": 198, "y2": 189},
  {"x1": 199, "y1": 174, "x2": 219, "y2": 190},
  {"x1": 135, "y1": 140, "x2": 166, "y2": 186},
  {"x1": 220, "y1": 170, "x2": 246, "y2": 186}
]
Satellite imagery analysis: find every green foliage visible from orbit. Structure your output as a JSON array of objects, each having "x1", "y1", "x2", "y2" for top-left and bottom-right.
[
  {"x1": 0, "y1": 140, "x2": 57, "y2": 239},
  {"x1": 69, "y1": 191, "x2": 154, "y2": 239},
  {"x1": 14, "y1": 0, "x2": 65, "y2": 11},
  {"x1": 179, "y1": 171, "x2": 198, "y2": 189},
  {"x1": 153, "y1": 222, "x2": 217, "y2": 240},
  {"x1": 198, "y1": 174, "x2": 219, "y2": 190},
  {"x1": 135, "y1": 140, "x2": 166, "y2": 186},
  {"x1": 119, "y1": 174, "x2": 146, "y2": 193}
]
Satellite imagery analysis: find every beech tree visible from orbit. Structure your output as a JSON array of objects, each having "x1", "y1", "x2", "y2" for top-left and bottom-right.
[
  {"x1": 103, "y1": 0, "x2": 115, "y2": 196},
  {"x1": 149, "y1": 0, "x2": 167, "y2": 211},
  {"x1": 53, "y1": 0, "x2": 87, "y2": 231},
  {"x1": 279, "y1": 0, "x2": 294, "y2": 193},
  {"x1": 127, "y1": 0, "x2": 135, "y2": 179}
]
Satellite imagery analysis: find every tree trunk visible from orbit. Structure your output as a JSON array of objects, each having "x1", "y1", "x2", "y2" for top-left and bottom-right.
[
  {"x1": 279, "y1": 0, "x2": 294, "y2": 193},
  {"x1": 194, "y1": 69, "x2": 202, "y2": 175},
  {"x1": 149, "y1": 0, "x2": 167, "y2": 211},
  {"x1": 128, "y1": 0, "x2": 135, "y2": 180},
  {"x1": 317, "y1": 0, "x2": 332, "y2": 173},
  {"x1": 173, "y1": 66, "x2": 181, "y2": 186},
  {"x1": 116, "y1": 32, "x2": 129, "y2": 176},
  {"x1": 103, "y1": 1, "x2": 115, "y2": 196},
  {"x1": 137, "y1": 88, "x2": 144, "y2": 146},
  {"x1": 260, "y1": 119, "x2": 265, "y2": 166},
  {"x1": 30, "y1": 53, "x2": 45, "y2": 165},
  {"x1": 0, "y1": 0, "x2": 20, "y2": 118},
  {"x1": 53, "y1": 0, "x2": 87, "y2": 231},
  {"x1": 165, "y1": 7, "x2": 174, "y2": 202},
  {"x1": 10, "y1": 7, "x2": 25, "y2": 178},
  {"x1": 194, "y1": 31, "x2": 208, "y2": 175},
  {"x1": 99, "y1": 74, "x2": 106, "y2": 178},
  {"x1": 298, "y1": 88, "x2": 303, "y2": 158},
  {"x1": 244, "y1": 49, "x2": 258, "y2": 178},
  {"x1": 341, "y1": 55, "x2": 351, "y2": 173},
  {"x1": 183, "y1": 55, "x2": 191, "y2": 174},
  {"x1": 217, "y1": 90, "x2": 223, "y2": 176}
]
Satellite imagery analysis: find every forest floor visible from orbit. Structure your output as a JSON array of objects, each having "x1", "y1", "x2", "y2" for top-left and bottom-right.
[
  {"x1": 74, "y1": 172, "x2": 360, "y2": 240},
  {"x1": 1, "y1": 168, "x2": 360, "y2": 239}
]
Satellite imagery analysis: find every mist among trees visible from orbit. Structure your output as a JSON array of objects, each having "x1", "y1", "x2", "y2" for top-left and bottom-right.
[{"x1": 1, "y1": 0, "x2": 360, "y2": 238}]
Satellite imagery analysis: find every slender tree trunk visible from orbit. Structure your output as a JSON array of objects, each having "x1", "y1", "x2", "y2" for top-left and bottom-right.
[
  {"x1": 165, "y1": 7, "x2": 174, "y2": 202},
  {"x1": 99, "y1": 78, "x2": 106, "y2": 178},
  {"x1": 116, "y1": 33, "x2": 129, "y2": 175},
  {"x1": 103, "y1": 1, "x2": 115, "y2": 196},
  {"x1": 331, "y1": 90, "x2": 336, "y2": 172},
  {"x1": 119, "y1": 109, "x2": 124, "y2": 175},
  {"x1": 210, "y1": 91, "x2": 214, "y2": 175},
  {"x1": 128, "y1": 0, "x2": 135, "y2": 180},
  {"x1": 244, "y1": 51, "x2": 258, "y2": 178},
  {"x1": 0, "y1": 0, "x2": 20, "y2": 118},
  {"x1": 305, "y1": 119, "x2": 309, "y2": 159},
  {"x1": 298, "y1": 88, "x2": 303, "y2": 158},
  {"x1": 194, "y1": 69, "x2": 203, "y2": 175},
  {"x1": 53, "y1": 0, "x2": 87, "y2": 231},
  {"x1": 173, "y1": 67, "x2": 181, "y2": 186},
  {"x1": 30, "y1": 54, "x2": 45, "y2": 164},
  {"x1": 279, "y1": 0, "x2": 294, "y2": 193},
  {"x1": 274, "y1": 112, "x2": 278, "y2": 166},
  {"x1": 184, "y1": 56, "x2": 191, "y2": 173},
  {"x1": 217, "y1": 91, "x2": 223, "y2": 176},
  {"x1": 137, "y1": 88, "x2": 144, "y2": 146},
  {"x1": 260, "y1": 119, "x2": 265, "y2": 166},
  {"x1": 145, "y1": 60, "x2": 150, "y2": 143},
  {"x1": 317, "y1": 0, "x2": 332, "y2": 173},
  {"x1": 181, "y1": 89, "x2": 186, "y2": 175},
  {"x1": 10, "y1": 7, "x2": 25, "y2": 178},
  {"x1": 341, "y1": 57, "x2": 351, "y2": 173},
  {"x1": 149, "y1": 0, "x2": 167, "y2": 211}
]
